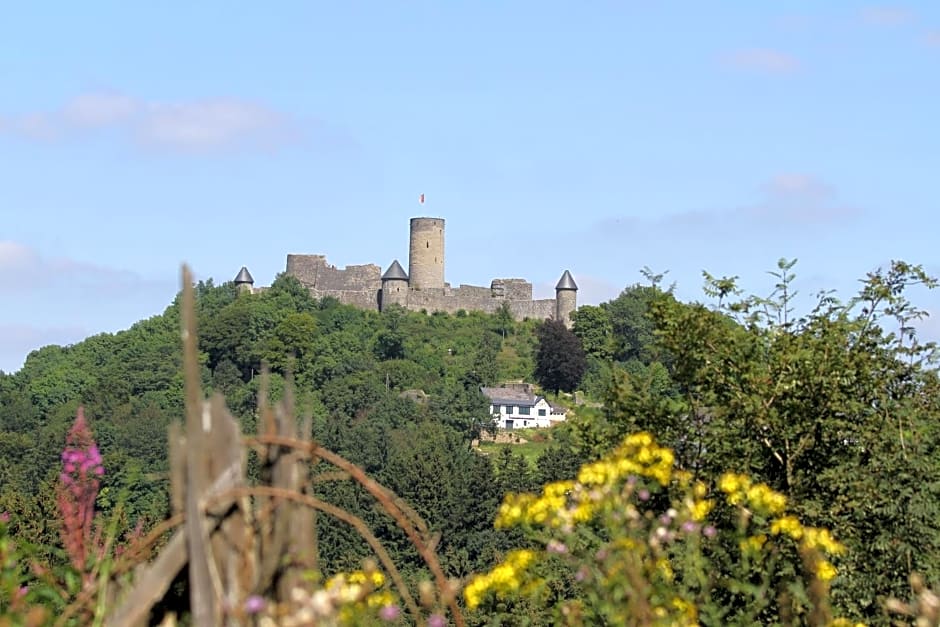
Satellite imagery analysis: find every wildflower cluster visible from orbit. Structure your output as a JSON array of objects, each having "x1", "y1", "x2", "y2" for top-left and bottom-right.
[
  {"x1": 495, "y1": 432, "x2": 689, "y2": 534},
  {"x1": 718, "y1": 472, "x2": 786, "y2": 514},
  {"x1": 57, "y1": 407, "x2": 105, "y2": 572},
  {"x1": 719, "y1": 472, "x2": 845, "y2": 582},
  {"x1": 464, "y1": 549, "x2": 536, "y2": 610},
  {"x1": 250, "y1": 562, "x2": 401, "y2": 626},
  {"x1": 476, "y1": 432, "x2": 715, "y2": 624},
  {"x1": 466, "y1": 431, "x2": 855, "y2": 625}
]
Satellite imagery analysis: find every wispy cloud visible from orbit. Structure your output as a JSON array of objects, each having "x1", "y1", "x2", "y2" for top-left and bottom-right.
[
  {"x1": 748, "y1": 174, "x2": 858, "y2": 224},
  {"x1": 723, "y1": 48, "x2": 801, "y2": 74},
  {"x1": 591, "y1": 174, "x2": 859, "y2": 239},
  {"x1": 0, "y1": 91, "x2": 298, "y2": 153},
  {"x1": 860, "y1": 6, "x2": 914, "y2": 26},
  {"x1": 0, "y1": 240, "x2": 171, "y2": 295},
  {"x1": 926, "y1": 30, "x2": 940, "y2": 47}
]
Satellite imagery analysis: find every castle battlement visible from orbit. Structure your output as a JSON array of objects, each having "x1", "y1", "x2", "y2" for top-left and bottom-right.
[{"x1": 237, "y1": 217, "x2": 578, "y2": 325}]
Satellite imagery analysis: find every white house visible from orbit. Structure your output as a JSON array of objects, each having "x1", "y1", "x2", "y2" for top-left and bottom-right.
[{"x1": 481, "y1": 385, "x2": 567, "y2": 429}]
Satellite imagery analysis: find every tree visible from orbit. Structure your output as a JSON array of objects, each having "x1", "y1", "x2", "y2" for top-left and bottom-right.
[
  {"x1": 571, "y1": 305, "x2": 614, "y2": 361},
  {"x1": 579, "y1": 259, "x2": 940, "y2": 622},
  {"x1": 534, "y1": 320, "x2": 587, "y2": 395}
]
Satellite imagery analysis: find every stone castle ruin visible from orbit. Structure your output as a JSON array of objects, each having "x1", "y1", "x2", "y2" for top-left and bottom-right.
[{"x1": 235, "y1": 217, "x2": 578, "y2": 324}]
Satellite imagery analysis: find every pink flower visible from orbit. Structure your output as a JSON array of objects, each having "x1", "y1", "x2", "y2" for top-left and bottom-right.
[
  {"x1": 546, "y1": 539, "x2": 568, "y2": 554},
  {"x1": 379, "y1": 604, "x2": 401, "y2": 621},
  {"x1": 0, "y1": 511, "x2": 10, "y2": 523},
  {"x1": 57, "y1": 407, "x2": 105, "y2": 572},
  {"x1": 244, "y1": 595, "x2": 265, "y2": 614},
  {"x1": 427, "y1": 614, "x2": 446, "y2": 627}
]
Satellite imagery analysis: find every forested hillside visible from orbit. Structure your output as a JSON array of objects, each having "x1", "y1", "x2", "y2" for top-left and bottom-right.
[
  {"x1": 0, "y1": 274, "x2": 550, "y2": 570},
  {"x1": 3, "y1": 261, "x2": 940, "y2": 625}
]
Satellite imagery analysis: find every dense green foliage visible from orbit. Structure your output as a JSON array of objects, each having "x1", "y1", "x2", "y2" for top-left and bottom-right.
[
  {"x1": 534, "y1": 319, "x2": 587, "y2": 395},
  {"x1": 3, "y1": 259, "x2": 940, "y2": 625},
  {"x1": 0, "y1": 275, "x2": 545, "y2": 576},
  {"x1": 568, "y1": 260, "x2": 940, "y2": 623}
]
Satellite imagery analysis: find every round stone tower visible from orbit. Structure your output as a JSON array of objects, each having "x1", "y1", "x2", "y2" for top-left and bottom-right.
[
  {"x1": 408, "y1": 217, "x2": 445, "y2": 290},
  {"x1": 380, "y1": 259, "x2": 409, "y2": 309},
  {"x1": 555, "y1": 270, "x2": 578, "y2": 327},
  {"x1": 234, "y1": 266, "x2": 255, "y2": 294}
]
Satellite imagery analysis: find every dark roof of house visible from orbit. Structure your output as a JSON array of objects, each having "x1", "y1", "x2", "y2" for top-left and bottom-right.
[
  {"x1": 234, "y1": 266, "x2": 254, "y2": 285},
  {"x1": 481, "y1": 386, "x2": 545, "y2": 407},
  {"x1": 555, "y1": 270, "x2": 578, "y2": 290},
  {"x1": 381, "y1": 259, "x2": 409, "y2": 281}
]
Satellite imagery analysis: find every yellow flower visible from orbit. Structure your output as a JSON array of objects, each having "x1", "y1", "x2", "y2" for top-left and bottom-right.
[
  {"x1": 463, "y1": 549, "x2": 537, "y2": 609},
  {"x1": 744, "y1": 483, "x2": 788, "y2": 515},
  {"x1": 690, "y1": 498, "x2": 714, "y2": 522},
  {"x1": 625, "y1": 432, "x2": 653, "y2": 447},
  {"x1": 802, "y1": 528, "x2": 845, "y2": 556},
  {"x1": 719, "y1": 472, "x2": 748, "y2": 495},
  {"x1": 770, "y1": 515, "x2": 803, "y2": 540},
  {"x1": 655, "y1": 557, "x2": 674, "y2": 582},
  {"x1": 816, "y1": 560, "x2": 838, "y2": 582},
  {"x1": 693, "y1": 481, "x2": 708, "y2": 499},
  {"x1": 740, "y1": 534, "x2": 767, "y2": 554}
]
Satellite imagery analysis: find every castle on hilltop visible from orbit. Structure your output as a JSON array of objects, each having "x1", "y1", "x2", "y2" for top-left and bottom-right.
[{"x1": 235, "y1": 217, "x2": 578, "y2": 325}]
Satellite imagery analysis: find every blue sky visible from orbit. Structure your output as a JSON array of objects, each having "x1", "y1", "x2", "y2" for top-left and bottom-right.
[{"x1": 3, "y1": 2, "x2": 940, "y2": 373}]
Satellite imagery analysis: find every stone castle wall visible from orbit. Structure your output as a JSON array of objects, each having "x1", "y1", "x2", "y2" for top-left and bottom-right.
[
  {"x1": 286, "y1": 254, "x2": 381, "y2": 291},
  {"x1": 491, "y1": 279, "x2": 532, "y2": 301},
  {"x1": 281, "y1": 216, "x2": 574, "y2": 323},
  {"x1": 508, "y1": 299, "x2": 556, "y2": 320}
]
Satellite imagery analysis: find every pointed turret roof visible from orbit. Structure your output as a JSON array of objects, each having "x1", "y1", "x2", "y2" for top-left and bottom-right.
[
  {"x1": 234, "y1": 266, "x2": 254, "y2": 285},
  {"x1": 555, "y1": 270, "x2": 578, "y2": 291},
  {"x1": 382, "y1": 259, "x2": 409, "y2": 281}
]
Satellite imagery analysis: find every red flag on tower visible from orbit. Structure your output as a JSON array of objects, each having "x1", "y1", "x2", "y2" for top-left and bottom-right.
[{"x1": 419, "y1": 193, "x2": 425, "y2": 205}]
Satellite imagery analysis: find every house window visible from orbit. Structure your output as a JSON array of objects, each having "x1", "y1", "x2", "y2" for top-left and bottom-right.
[
  {"x1": 538, "y1": 409, "x2": 547, "y2": 417},
  {"x1": 505, "y1": 419, "x2": 514, "y2": 429},
  {"x1": 504, "y1": 405, "x2": 513, "y2": 414},
  {"x1": 519, "y1": 406, "x2": 531, "y2": 416},
  {"x1": 491, "y1": 405, "x2": 499, "y2": 415}
]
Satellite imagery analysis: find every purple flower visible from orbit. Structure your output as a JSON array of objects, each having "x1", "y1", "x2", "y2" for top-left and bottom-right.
[
  {"x1": 379, "y1": 604, "x2": 401, "y2": 621},
  {"x1": 703, "y1": 525, "x2": 717, "y2": 538},
  {"x1": 681, "y1": 521, "x2": 699, "y2": 534},
  {"x1": 244, "y1": 595, "x2": 265, "y2": 614},
  {"x1": 427, "y1": 613, "x2": 446, "y2": 627},
  {"x1": 0, "y1": 511, "x2": 10, "y2": 523},
  {"x1": 575, "y1": 567, "x2": 589, "y2": 582},
  {"x1": 637, "y1": 489, "x2": 650, "y2": 501},
  {"x1": 546, "y1": 539, "x2": 568, "y2": 554}
]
